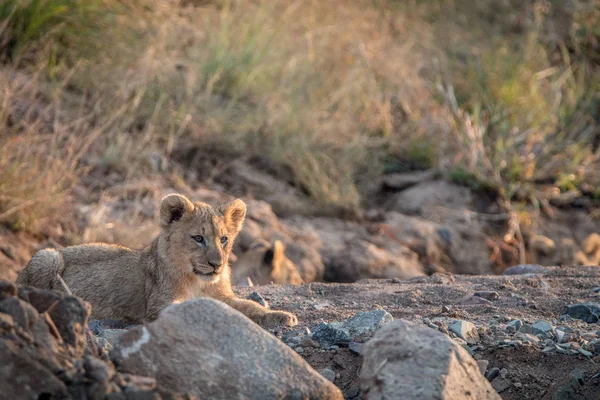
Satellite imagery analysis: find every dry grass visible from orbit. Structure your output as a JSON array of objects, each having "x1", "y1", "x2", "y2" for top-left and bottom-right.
[{"x1": 0, "y1": 0, "x2": 598, "y2": 241}]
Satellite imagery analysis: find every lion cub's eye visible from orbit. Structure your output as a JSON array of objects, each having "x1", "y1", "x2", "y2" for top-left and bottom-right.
[
  {"x1": 192, "y1": 235, "x2": 205, "y2": 246},
  {"x1": 220, "y1": 236, "x2": 228, "y2": 246}
]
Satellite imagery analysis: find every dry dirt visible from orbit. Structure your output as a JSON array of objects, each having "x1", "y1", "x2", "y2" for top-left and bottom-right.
[{"x1": 236, "y1": 266, "x2": 600, "y2": 399}]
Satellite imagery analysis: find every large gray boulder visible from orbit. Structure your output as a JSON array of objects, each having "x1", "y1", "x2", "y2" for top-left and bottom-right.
[
  {"x1": 361, "y1": 320, "x2": 500, "y2": 400},
  {"x1": 111, "y1": 298, "x2": 343, "y2": 400}
]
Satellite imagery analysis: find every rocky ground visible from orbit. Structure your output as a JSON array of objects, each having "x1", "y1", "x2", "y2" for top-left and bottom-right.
[
  {"x1": 67, "y1": 264, "x2": 600, "y2": 399},
  {"x1": 234, "y1": 265, "x2": 600, "y2": 399}
]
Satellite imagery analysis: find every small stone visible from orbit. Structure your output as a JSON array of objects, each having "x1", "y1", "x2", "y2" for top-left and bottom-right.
[
  {"x1": 516, "y1": 333, "x2": 540, "y2": 344},
  {"x1": 295, "y1": 347, "x2": 305, "y2": 354},
  {"x1": 582, "y1": 332, "x2": 597, "y2": 340},
  {"x1": 491, "y1": 377, "x2": 512, "y2": 393},
  {"x1": 500, "y1": 368, "x2": 508, "y2": 379},
  {"x1": 299, "y1": 337, "x2": 320, "y2": 348},
  {"x1": 593, "y1": 288, "x2": 600, "y2": 293},
  {"x1": 521, "y1": 320, "x2": 553, "y2": 337},
  {"x1": 506, "y1": 319, "x2": 523, "y2": 333},
  {"x1": 486, "y1": 367, "x2": 500, "y2": 381},
  {"x1": 474, "y1": 291, "x2": 500, "y2": 301},
  {"x1": 248, "y1": 292, "x2": 269, "y2": 309},
  {"x1": 563, "y1": 303, "x2": 600, "y2": 323},
  {"x1": 342, "y1": 309, "x2": 394, "y2": 338},
  {"x1": 441, "y1": 305, "x2": 450, "y2": 313},
  {"x1": 346, "y1": 386, "x2": 360, "y2": 399},
  {"x1": 461, "y1": 296, "x2": 493, "y2": 306},
  {"x1": 513, "y1": 382, "x2": 522, "y2": 389},
  {"x1": 477, "y1": 360, "x2": 489, "y2": 375},
  {"x1": 449, "y1": 320, "x2": 480, "y2": 344},
  {"x1": 319, "y1": 368, "x2": 336, "y2": 382},
  {"x1": 578, "y1": 348, "x2": 593, "y2": 357},
  {"x1": 311, "y1": 323, "x2": 351, "y2": 347},
  {"x1": 502, "y1": 264, "x2": 546, "y2": 275},
  {"x1": 348, "y1": 341, "x2": 363, "y2": 355},
  {"x1": 88, "y1": 320, "x2": 104, "y2": 336}
]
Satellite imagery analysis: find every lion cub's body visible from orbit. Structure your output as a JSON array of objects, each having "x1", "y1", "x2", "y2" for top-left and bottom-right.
[{"x1": 17, "y1": 195, "x2": 297, "y2": 327}]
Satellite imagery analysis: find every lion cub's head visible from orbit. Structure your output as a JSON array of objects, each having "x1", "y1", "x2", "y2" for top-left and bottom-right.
[
  {"x1": 233, "y1": 239, "x2": 304, "y2": 286},
  {"x1": 159, "y1": 194, "x2": 246, "y2": 282}
]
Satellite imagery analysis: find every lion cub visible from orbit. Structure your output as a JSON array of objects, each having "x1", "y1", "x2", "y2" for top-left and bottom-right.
[
  {"x1": 17, "y1": 194, "x2": 297, "y2": 327},
  {"x1": 233, "y1": 239, "x2": 304, "y2": 286}
]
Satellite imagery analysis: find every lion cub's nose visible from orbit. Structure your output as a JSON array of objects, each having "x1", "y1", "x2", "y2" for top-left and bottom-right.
[{"x1": 208, "y1": 260, "x2": 222, "y2": 272}]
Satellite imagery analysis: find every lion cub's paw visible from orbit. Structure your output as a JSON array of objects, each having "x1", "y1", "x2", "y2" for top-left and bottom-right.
[{"x1": 262, "y1": 310, "x2": 298, "y2": 327}]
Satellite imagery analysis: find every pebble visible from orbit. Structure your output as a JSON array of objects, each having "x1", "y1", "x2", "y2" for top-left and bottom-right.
[
  {"x1": 506, "y1": 319, "x2": 523, "y2": 333},
  {"x1": 449, "y1": 320, "x2": 480, "y2": 344},
  {"x1": 476, "y1": 360, "x2": 489, "y2": 375},
  {"x1": 311, "y1": 323, "x2": 351, "y2": 347},
  {"x1": 461, "y1": 296, "x2": 493, "y2": 306},
  {"x1": 441, "y1": 305, "x2": 451, "y2": 313},
  {"x1": 248, "y1": 292, "x2": 269, "y2": 308},
  {"x1": 521, "y1": 320, "x2": 553, "y2": 337},
  {"x1": 516, "y1": 333, "x2": 540, "y2": 344},
  {"x1": 563, "y1": 303, "x2": 600, "y2": 323},
  {"x1": 594, "y1": 287, "x2": 600, "y2": 293},
  {"x1": 502, "y1": 264, "x2": 546, "y2": 275},
  {"x1": 295, "y1": 347, "x2": 305, "y2": 354},
  {"x1": 474, "y1": 291, "x2": 500, "y2": 301},
  {"x1": 337, "y1": 309, "x2": 394, "y2": 339},
  {"x1": 513, "y1": 382, "x2": 523, "y2": 389},
  {"x1": 348, "y1": 341, "x2": 363, "y2": 355},
  {"x1": 491, "y1": 377, "x2": 512, "y2": 393},
  {"x1": 485, "y1": 367, "x2": 500, "y2": 381},
  {"x1": 346, "y1": 386, "x2": 360, "y2": 399},
  {"x1": 319, "y1": 368, "x2": 336, "y2": 382}
]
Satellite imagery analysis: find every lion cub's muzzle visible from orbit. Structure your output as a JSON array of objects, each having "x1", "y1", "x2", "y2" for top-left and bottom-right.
[{"x1": 193, "y1": 261, "x2": 224, "y2": 277}]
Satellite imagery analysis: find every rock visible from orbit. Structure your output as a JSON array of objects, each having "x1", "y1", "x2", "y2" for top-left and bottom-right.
[
  {"x1": 516, "y1": 332, "x2": 541, "y2": 344},
  {"x1": 385, "y1": 180, "x2": 472, "y2": 216},
  {"x1": 486, "y1": 367, "x2": 501, "y2": 381},
  {"x1": 311, "y1": 323, "x2": 351, "y2": 347},
  {"x1": 502, "y1": 264, "x2": 547, "y2": 275},
  {"x1": 101, "y1": 329, "x2": 128, "y2": 346},
  {"x1": 521, "y1": 320, "x2": 554, "y2": 337},
  {"x1": 381, "y1": 170, "x2": 437, "y2": 191},
  {"x1": 361, "y1": 320, "x2": 500, "y2": 399},
  {"x1": 342, "y1": 309, "x2": 394, "y2": 338},
  {"x1": 449, "y1": 320, "x2": 480, "y2": 344},
  {"x1": 461, "y1": 296, "x2": 493, "y2": 306},
  {"x1": 491, "y1": 377, "x2": 512, "y2": 393},
  {"x1": 477, "y1": 359, "x2": 489, "y2": 375},
  {"x1": 346, "y1": 386, "x2": 361, "y2": 399},
  {"x1": 319, "y1": 368, "x2": 336, "y2": 382},
  {"x1": 298, "y1": 215, "x2": 426, "y2": 282},
  {"x1": 441, "y1": 305, "x2": 451, "y2": 313},
  {"x1": 563, "y1": 303, "x2": 600, "y2": 323},
  {"x1": 248, "y1": 292, "x2": 269, "y2": 309},
  {"x1": 0, "y1": 281, "x2": 181, "y2": 399},
  {"x1": 474, "y1": 291, "x2": 500, "y2": 301},
  {"x1": 348, "y1": 341, "x2": 364, "y2": 355},
  {"x1": 506, "y1": 319, "x2": 523, "y2": 332},
  {"x1": 111, "y1": 298, "x2": 342, "y2": 399}
]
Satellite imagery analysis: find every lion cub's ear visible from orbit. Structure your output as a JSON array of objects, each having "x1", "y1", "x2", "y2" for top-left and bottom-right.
[
  {"x1": 219, "y1": 199, "x2": 247, "y2": 235},
  {"x1": 264, "y1": 240, "x2": 285, "y2": 271},
  {"x1": 160, "y1": 194, "x2": 195, "y2": 227}
]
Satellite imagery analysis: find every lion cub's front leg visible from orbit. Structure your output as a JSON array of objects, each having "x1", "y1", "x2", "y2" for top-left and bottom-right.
[{"x1": 224, "y1": 296, "x2": 298, "y2": 328}]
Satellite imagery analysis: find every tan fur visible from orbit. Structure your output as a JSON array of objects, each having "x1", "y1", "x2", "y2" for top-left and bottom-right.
[
  {"x1": 233, "y1": 239, "x2": 304, "y2": 286},
  {"x1": 17, "y1": 194, "x2": 297, "y2": 327},
  {"x1": 575, "y1": 233, "x2": 600, "y2": 265}
]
